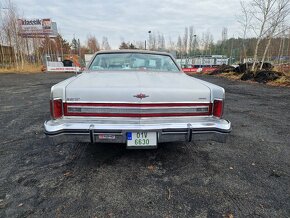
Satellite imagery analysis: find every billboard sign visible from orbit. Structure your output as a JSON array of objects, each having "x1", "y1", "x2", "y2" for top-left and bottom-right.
[{"x1": 18, "y1": 18, "x2": 57, "y2": 37}]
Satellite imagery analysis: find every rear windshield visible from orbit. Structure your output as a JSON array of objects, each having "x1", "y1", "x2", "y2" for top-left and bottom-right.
[{"x1": 89, "y1": 53, "x2": 180, "y2": 72}]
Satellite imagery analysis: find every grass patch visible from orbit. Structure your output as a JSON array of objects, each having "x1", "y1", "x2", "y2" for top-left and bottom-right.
[
  {"x1": 268, "y1": 76, "x2": 290, "y2": 87},
  {"x1": 0, "y1": 64, "x2": 43, "y2": 74},
  {"x1": 215, "y1": 71, "x2": 242, "y2": 80}
]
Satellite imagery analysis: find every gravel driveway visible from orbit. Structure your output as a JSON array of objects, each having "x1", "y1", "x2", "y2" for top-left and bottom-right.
[{"x1": 0, "y1": 72, "x2": 289, "y2": 217}]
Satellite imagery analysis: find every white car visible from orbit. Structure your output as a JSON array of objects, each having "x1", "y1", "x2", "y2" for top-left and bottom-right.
[{"x1": 44, "y1": 50, "x2": 231, "y2": 148}]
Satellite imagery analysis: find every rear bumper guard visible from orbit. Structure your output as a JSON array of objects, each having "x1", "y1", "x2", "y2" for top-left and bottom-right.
[{"x1": 44, "y1": 118, "x2": 231, "y2": 144}]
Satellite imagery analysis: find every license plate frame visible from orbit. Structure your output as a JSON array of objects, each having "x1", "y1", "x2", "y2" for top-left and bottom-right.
[{"x1": 127, "y1": 132, "x2": 157, "y2": 148}]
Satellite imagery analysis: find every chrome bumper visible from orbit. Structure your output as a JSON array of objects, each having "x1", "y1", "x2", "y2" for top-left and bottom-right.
[{"x1": 44, "y1": 117, "x2": 231, "y2": 144}]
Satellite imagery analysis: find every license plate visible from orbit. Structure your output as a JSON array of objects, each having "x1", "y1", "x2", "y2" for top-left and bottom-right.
[{"x1": 127, "y1": 132, "x2": 157, "y2": 147}]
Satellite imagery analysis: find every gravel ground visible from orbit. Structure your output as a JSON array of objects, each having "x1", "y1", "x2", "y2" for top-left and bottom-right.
[{"x1": 0, "y1": 72, "x2": 289, "y2": 218}]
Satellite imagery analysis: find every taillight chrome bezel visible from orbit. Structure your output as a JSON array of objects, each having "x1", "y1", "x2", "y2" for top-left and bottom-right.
[
  {"x1": 50, "y1": 98, "x2": 63, "y2": 119},
  {"x1": 62, "y1": 102, "x2": 213, "y2": 117},
  {"x1": 212, "y1": 99, "x2": 224, "y2": 118}
]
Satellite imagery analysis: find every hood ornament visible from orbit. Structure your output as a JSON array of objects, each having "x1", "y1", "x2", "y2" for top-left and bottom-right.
[{"x1": 134, "y1": 93, "x2": 149, "y2": 99}]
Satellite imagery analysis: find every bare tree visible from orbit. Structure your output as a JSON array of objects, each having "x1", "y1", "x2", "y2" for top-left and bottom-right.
[
  {"x1": 188, "y1": 26, "x2": 195, "y2": 55},
  {"x1": 156, "y1": 32, "x2": 165, "y2": 50},
  {"x1": 87, "y1": 34, "x2": 100, "y2": 53},
  {"x1": 158, "y1": 33, "x2": 165, "y2": 50},
  {"x1": 101, "y1": 36, "x2": 111, "y2": 50},
  {"x1": 222, "y1": 27, "x2": 228, "y2": 41},
  {"x1": 250, "y1": 0, "x2": 278, "y2": 71},
  {"x1": 135, "y1": 41, "x2": 145, "y2": 49},
  {"x1": 202, "y1": 30, "x2": 214, "y2": 55},
  {"x1": 3, "y1": 1, "x2": 23, "y2": 69},
  {"x1": 183, "y1": 27, "x2": 188, "y2": 55},
  {"x1": 259, "y1": 0, "x2": 290, "y2": 69},
  {"x1": 167, "y1": 36, "x2": 176, "y2": 52},
  {"x1": 177, "y1": 35, "x2": 182, "y2": 57},
  {"x1": 238, "y1": 1, "x2": 253, "y2": 65},
  {"x1": 148, "y1": 32, "x2": 157, "y2": 50}
]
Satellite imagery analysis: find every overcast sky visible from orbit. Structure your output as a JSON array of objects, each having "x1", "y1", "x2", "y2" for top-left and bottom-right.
[{"x1": 12, "y1": 0, "x2": 246, "y2": 48}]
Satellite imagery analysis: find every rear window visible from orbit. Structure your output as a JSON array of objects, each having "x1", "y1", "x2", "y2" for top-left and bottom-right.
[{"x1": 89, "y1": 53, "x2": 180, "y2": 72}]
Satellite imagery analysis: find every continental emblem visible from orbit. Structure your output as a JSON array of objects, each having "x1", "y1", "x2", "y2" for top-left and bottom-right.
[
  {"x1": 66, "y1": 98, "x2": 80, "y2": 101},
  {"x1": 133, "y1": 93, "x2": 149, "y2": 99}
]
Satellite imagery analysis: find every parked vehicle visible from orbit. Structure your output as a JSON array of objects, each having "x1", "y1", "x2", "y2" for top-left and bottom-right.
[{"x1": 44, "y1": 50, "x2": 231, "y2": 149}]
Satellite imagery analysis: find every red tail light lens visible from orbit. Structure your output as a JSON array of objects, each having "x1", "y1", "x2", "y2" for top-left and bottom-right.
[
  {"x1": 50, "y1": 99, "x2": 63, "y2": 119},
  {"x1": 213, "y1": 99, "x2": 223, "y2": 118}
]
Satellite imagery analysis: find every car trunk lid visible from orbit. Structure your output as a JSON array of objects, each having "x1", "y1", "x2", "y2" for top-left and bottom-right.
[
  {"x1": 64, "y1": 71, "x2": 212, "y2": 117},
  {"x1": 65, "y1": 71, "x2": 211, "y2": 103}
]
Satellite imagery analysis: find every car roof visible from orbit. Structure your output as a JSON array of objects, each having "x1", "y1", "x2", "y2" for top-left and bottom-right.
[{"x1": 95, "y1": 49, "x2": 173, "y2": 56}]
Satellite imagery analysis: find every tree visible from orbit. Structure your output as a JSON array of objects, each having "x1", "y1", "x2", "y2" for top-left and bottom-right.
[
  {"x1": 245, "y1": 0, "x2": 290, "y2": 71},
  {"x1": 71, "y1": 37, "x2": 79, "y2": 54},
  {"x1": 55, "y1": 34, "x2": 71, "y2": 57},
  {"x1": 79, "y1": 45, "x2": 89, "y2": 59},
  {"x1": 167, "y1": 36, "x2": 176, "y2": 52},
  {"x1": 183, "y1": 27, "x2": 188, "y2": 55},
  {"x1": 2, "y1": 1, "x2": 24, "y2": 69},
  {"x1": 238, "y1": 1, "x2": 253, "y2": 65},
  {"x1": 101, "y1": 36, "x2": 111, "y2": 50},
  {"x1": 250, "y1": 0, "x2": 278, "y2": 71},
  {"x1": 259, "y1": 0, "x2": 290, "y2": 69},
  {"x1": 222, "y1": 27, "x2": 228, "y2": 41},
  {"x1": 129, "y1": 43, "x2": 136, "y2": 49},
  {"x1": 39, "y1": 36, "x2": 55, "y2": 55},
  {"x1": 135, "y1": 41, "x2": 145, "y2": 49},
  {"x1": 119, "y1": 41, "x2": 137, "y2": 49},
  {"x1": 188, "y1": 26, "x2": 195, "y2": 55},
  {"x1": 0, "y1": 1, "x2": 75, "y2": 68},
  {"x1": 119, "y1": 41, "x2": 129, "y2": 49},
  {"x1": 157, "y1": 33, "x2": 165, "y2": 50},
  {"x1": 87, "y1": 34, "x2": 100, "y2": 53},
  {"x1": 177, "y1": 35, "x2": 182, "y2": 57},
  {"x1": 148, "y1": 32, "x2": 157, "y2": 50}
]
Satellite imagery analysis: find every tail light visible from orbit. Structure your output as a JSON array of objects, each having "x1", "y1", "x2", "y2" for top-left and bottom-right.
[
  {"x1": 213, "y1": 99, "x2": 223, "y2": 118},
  {"x1": 50, "y1": 99, "x2": 63, "y2": 119}
]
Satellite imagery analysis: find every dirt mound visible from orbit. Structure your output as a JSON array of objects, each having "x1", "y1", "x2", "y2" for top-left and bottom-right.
[
  {"x1": 254, "y1": 70, "x2": 284, "y2": 83},
  {"x1": 241, "y1": 71, "x2": 254, "y2": 81},
  {"x1": 259, "y1": 62, "x2": 274, "y2": 71},
  {"x1": 241, "y1": 70, "x2": 284, "y2": 83},
  {"x1": 235, "y1": 63, "x2": 252, "y2": 74},
  {"x1": 235, "y1": 62, "x2": 273, "y2": 74},
  {"x1": 208, "y1": 62, "x2": 285, "y2": 84},
  {"x1": 210, "y1": 65, "x2": 235, "y2": 75},
  {"x1": 210, "y1": 62, "x2": 274, "y2": 76}
]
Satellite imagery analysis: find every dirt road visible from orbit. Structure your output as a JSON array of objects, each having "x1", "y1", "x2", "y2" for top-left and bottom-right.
[{"x1": 0, "y1": 72, "x2": 289, "y2": 217}]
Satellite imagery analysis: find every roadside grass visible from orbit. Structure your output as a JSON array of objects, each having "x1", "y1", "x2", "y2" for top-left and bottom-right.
[
  {"x1": 268, "y1": 75, "x2": 290, "y2": 87},
  {"x1": 215, "y1": 71, "x2": 242, "y2": 80},
  {"x1": 0, "y1": 64, "x2": 43, "y2": 74}
]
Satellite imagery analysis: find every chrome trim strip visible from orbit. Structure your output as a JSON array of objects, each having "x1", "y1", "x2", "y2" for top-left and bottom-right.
[
  {"x1": 68, "y1": 106, "x2": 209, "y2": 109},
  {"x1": 67, "y1": 106, "x2": 209, "y2": 114},
  {"x1": 44, "y1": 118, "x2": 231, "y2": 133},
  {"x1": 65, "y1": 101, "x2": 211, "y2": 104}
]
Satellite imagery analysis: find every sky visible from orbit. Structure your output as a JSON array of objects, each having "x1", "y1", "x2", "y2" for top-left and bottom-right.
[{"x1": 11, "y1": 0, "x2": 246, "y2": 48}]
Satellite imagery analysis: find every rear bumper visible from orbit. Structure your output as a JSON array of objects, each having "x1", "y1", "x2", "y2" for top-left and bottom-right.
[{"x1": 44, "y1": 117, "x2": 231, "y2": 144}]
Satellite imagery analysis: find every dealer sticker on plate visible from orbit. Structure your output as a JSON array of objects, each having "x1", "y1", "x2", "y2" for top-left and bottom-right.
[{"x1": 127, "y1": 132, "x2": 157, "y2": 147}]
